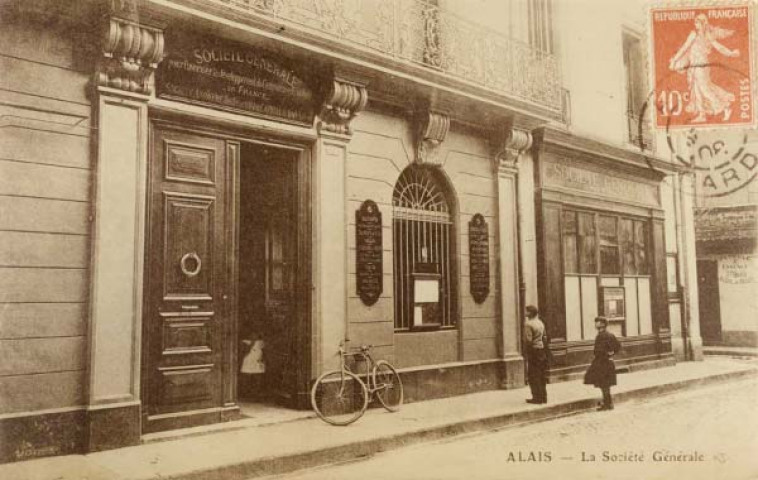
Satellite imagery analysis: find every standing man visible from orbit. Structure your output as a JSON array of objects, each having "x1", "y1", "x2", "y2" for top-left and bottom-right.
[{"x1": 523, "y1": 305, "x2": 548, "y2": 404}]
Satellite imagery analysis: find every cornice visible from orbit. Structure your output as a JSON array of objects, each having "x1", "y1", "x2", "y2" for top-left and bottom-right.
[{"x1": 533, "y1": 126, "x2": 680, "y2": 182}]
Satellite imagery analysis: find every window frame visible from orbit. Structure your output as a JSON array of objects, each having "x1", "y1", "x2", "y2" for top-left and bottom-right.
[{"x1": 392, "y1": 166, "x2": 458, "y2": 332}]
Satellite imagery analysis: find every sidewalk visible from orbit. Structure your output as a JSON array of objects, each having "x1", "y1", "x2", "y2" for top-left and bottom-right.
[
  {"x1": 3, "y1": 358, "x2": 757, "y2": 480},
  {"x1": 703, "y1": 345, "x2": 758, "y2": 358}
]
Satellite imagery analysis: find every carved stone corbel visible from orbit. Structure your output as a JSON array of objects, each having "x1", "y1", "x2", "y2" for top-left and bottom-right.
[
  {"x1": 318, "y1": 78, "x2": 368, "y2": 135},
  {"x1": 97, "y1": 1, "x2": 164, "y2": 95},
  {"x1": 494, "y1": 127, "x2": 533, "y2": 173},
  {"x1": 415, "y1": 111, "x2": 450, "y2": 166}
]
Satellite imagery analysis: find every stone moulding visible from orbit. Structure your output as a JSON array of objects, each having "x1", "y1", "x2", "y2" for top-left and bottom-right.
[
  {"x1": 318, "y1": 78, "x2": 368, "y2": 135},
  {"x1": 415, "y1": 111, "x2": 450, "y2": 166},
  {"x1": 97, "y1": 16, "x2": 164, "y2": 95}
]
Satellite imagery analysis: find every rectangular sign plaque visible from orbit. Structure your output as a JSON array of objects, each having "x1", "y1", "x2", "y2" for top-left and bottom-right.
[
  {"x1": 156, "y1": 30, "x2": 316, "y2": 126},
  {"x1": 356, "y1": 200, "x2": 383, "y2": 306},
  {"x1": 469, "y1": 214, "x2": 490, "y2": 304}
]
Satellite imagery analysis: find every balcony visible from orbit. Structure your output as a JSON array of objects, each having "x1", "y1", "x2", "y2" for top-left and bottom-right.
[{"x1": 206, "y1": 0, "x2": 564, "y2": 116}]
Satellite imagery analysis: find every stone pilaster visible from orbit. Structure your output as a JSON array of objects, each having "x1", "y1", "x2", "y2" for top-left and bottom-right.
[
  {"x1": 314, "y1": 77, "x2": 368, "y2": 373},
  {"x1": 493, "y1": 126, "x2": 533, "y2": 388},
  {"x1": 86, "y1": 2, "x2": 164, "y2": 452}
]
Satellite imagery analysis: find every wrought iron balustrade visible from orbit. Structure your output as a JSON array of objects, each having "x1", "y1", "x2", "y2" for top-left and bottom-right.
[{"x1": 206, "y1": 0, "x2": 564, "y2": 114}]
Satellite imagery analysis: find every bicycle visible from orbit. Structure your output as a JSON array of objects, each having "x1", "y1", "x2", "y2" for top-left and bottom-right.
[{"x1": 310, "y1": 343, "x2": 403, "y2": 426}]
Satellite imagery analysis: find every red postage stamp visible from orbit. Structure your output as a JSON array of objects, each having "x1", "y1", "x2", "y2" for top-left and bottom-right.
[{"x1": 650, "y1": 3, "x2": 755, "y2": 129}]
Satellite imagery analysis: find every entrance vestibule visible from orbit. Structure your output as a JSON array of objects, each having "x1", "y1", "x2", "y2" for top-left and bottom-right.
[{"x1": 237, "y1": 143, "x2": 300, "y2": 406}]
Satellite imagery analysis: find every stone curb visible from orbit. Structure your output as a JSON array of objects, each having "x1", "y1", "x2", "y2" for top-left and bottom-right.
[{"x1": 156, "y1": 367, "x2": 758, "y2": 480}]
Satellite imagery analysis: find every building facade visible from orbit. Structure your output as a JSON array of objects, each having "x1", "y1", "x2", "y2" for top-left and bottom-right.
[
  {"x1": 694, "y1": 130, "x2": 758, "y2": 348},
  {"x1": 0, "y1": 0, "x2": 701, "y2": 463}
]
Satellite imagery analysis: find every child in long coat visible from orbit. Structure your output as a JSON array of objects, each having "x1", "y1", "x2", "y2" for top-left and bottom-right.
[{"x1": 583, "y1": 316, "x2": 621, "y2": 410}]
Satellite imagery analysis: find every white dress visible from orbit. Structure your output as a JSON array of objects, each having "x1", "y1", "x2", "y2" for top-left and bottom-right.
[{"x1": 240, "y1": 340, "x2": 265, "y2": 374}]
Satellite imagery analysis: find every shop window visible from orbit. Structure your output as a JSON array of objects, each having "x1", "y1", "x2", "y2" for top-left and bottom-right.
[
  {"x1": 559, "y1": 208, "x2": 653, "y2": 339},
  {"x1": 562, "y1": 210, "x2": 578, "y2": 274},
  {"x1": 577, "y1": 212, "x2": 597, "y2": 274},
  {"x1": 634, "y1": 221, "x2": 649, "y2": 275},
  {"x1": 620, "y1": 218, "x2": 635, "y2": 275},
  {"x1": 599, "y1": 215, "x2": 620, "y2": 275},
  {"x1": 392, "y1": 166, "x2": 456, "y2": 331}
]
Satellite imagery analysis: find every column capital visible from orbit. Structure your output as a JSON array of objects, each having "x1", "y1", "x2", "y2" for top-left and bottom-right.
[
  {"x1": 494, "y1": 126, "x2": 533, "y2": 174},
  {"x1": 96, "y1": 2, "x2": 165, "y2": 96},
  {"x1": 317, "y1": 77, "x2": 368, "y2": 136},
  {"x1": 415, "y1": 110, "x2": 450, "y2": 167}
]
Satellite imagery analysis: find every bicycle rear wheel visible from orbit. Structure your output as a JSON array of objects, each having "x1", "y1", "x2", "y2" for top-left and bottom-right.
[
  {"x1": 373, "y1": 360, "x2": 403, "y2": 412},
  {"x1": 311, "y1": 370, "x2": 368, "y2": 426}
]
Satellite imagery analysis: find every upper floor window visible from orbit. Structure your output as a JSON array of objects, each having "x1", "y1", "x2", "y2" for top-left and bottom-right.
[
  {"x1": 623, "y1": 30, "x2": 653, "y2": 150},
  {"x1": 528, "y1": 0, "x2": 555, "y2": 54},
  {"x1": 393, "y1": 166, "x2": 457, "y2": 331}
]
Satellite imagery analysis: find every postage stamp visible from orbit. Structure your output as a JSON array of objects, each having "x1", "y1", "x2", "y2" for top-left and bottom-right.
[{"x1": 650, "y1": 3, "x2": 755, "y2": 130}]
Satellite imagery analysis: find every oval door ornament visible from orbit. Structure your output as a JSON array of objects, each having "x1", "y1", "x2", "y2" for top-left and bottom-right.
[{"x1": 180, "y1": 252, "x2": 202, "y2": 277}]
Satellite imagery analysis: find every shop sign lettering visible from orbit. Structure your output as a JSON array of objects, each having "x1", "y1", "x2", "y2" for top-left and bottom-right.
[
  {"x1": 544, "y1": 161, "x2": 659, "y2": 206},
  {"x1": 156, "y1": 31, "x2": 315, "y2": 126},
  {"x1": 719, "y1": 255, "x2": 757, "y2": 284}
]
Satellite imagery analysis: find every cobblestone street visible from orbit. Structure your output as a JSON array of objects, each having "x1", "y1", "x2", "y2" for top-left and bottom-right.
[{"x1": 269, "y1": 375, "x2": 758, "y2": 480}]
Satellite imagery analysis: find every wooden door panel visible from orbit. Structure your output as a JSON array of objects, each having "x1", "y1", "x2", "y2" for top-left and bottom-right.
[
  {"x1": 165, "y1": 141, "x2": 217, "y2": 185},
  {"x1": 144, "y1": 126, "x2": 231, "y2": 430},
  {"x1": 163, "y1": 193, "x2": 215, "y2": 300},
  {"x1": 156, "y1": 365, "x2": 215, "y2": 410}
]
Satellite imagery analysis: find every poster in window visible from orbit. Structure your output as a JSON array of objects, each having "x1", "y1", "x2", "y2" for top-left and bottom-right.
[
  {"x1": 469, "y1": 214, "x2": 490, "y2": 303},
  {"x1": 600, "y1": 286, "x2": 625, "y2": 320},
  {"x1": 356, "y1": 200, "x2": 383, "y2": 306}
]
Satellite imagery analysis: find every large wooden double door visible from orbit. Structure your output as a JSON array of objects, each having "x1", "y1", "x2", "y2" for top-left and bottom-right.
[
  {"x1": 142, "y1": 125, "x2": 236, "y2": 433},
  {"x1": 142, "y1": 123, "x2": 310, "y2": 433}
]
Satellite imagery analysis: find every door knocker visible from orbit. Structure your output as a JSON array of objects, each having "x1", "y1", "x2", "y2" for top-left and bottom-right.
[{"x1": 180, "y1": 252, "x2": 202, "y2": 277}]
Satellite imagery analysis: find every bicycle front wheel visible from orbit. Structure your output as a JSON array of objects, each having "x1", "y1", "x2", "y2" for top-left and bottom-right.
[
  {"x1": 311, "y1": 370, "x2": 368, "y2": 426},
  {"x1": 373, "y1": 360, "x2": 403, "y2": 412}
]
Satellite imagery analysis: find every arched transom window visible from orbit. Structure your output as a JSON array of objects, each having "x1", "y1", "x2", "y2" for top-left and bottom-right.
[{"x1": 392, "y1": 166, "x2": 456, "y2": 330}]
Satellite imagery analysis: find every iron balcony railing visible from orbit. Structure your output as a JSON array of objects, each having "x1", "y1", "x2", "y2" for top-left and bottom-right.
[{"x1": 209, "y1": 0, "x2": 564, "y2": 114}]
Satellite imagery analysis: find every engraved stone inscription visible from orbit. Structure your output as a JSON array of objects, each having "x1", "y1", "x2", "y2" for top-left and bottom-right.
[
  {"x1": 469, "y1": 213, "x2": 490, "y2": 304},
  {"x1": 356, "y1": 200, "x2": 383, "y2": 306}
]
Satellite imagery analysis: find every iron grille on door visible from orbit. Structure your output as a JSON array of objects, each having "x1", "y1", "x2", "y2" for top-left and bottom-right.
[{"x1": 392, "y1": 166, "x2": 456, "y2": 330}]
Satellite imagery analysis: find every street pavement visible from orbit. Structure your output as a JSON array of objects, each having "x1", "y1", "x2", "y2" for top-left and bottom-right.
[
  {"x1": 268, "y1": 376, "x2": 758, "y2": 480},
  {"x1": 2, "y1": 358, "x2": 756, "y2": 480}
]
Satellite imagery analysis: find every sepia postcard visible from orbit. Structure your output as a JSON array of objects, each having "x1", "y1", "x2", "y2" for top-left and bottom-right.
[{"x1": 0, "y1": 0, "x2": 756, "y2": 479}]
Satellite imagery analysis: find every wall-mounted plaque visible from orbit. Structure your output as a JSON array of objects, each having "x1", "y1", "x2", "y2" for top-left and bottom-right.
[
  {"x1": 156, "y1": 30, "x2": 316, "y2": 126},
  {"x1": 356, "y1": 200, "x2": 383, "y2": 306},
  {"x1": 469, "y1": 214, "x2": 490, "y2": 303}
]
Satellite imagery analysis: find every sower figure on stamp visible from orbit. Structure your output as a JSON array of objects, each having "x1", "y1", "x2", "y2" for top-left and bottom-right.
[
  {"x1": 523, "y1": 305, "x2": 548, "y2": 404},
  {"x1": 668, "y1": 13, "x2": 740, "y2": 123},
  {"x1": 584, "y1": 316, "x2": 621, "y2": 411}
]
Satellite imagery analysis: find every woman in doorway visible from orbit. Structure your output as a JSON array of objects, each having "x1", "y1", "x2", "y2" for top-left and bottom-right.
[{"x1": 584, "y1": 317, "x2": 621, "y2": 411}]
